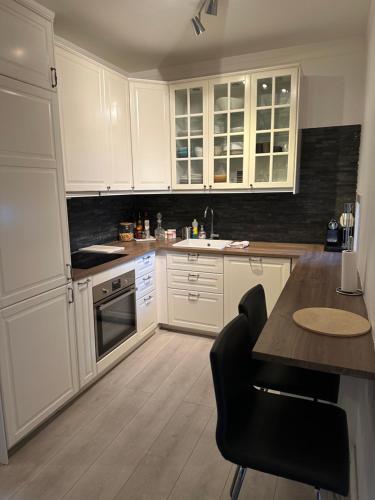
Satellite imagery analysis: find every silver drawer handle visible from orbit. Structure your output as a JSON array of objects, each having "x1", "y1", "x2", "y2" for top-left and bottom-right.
[
  {"x1": 143, "y1": 275, "x2": 152, "y2": 282},
  {"x1": 188, "y1": 292, "x2": 200, "y2": 300},
  {"x1": 249, "y1": 256, "x2": 262, "y2": 263},
  {"x1": 144, "y1": 295, "x2": 152, "y2": 304},
  {"x1": 142, "y1": 255, "x2": 151, "y2": 262},
  {"x1": 188, "y1": 253, "x2": 199, "y2": 261},
  {"x1": 77, "y1": 278, "x2": 91, "y2": 286},
  {"x1": 188, "y1": 273, "x2": 200, "y2": 281}
]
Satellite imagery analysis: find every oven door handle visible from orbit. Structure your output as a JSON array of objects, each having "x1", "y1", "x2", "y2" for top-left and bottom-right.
[{"x1": 96, "y1": 287, "x2": 135, "y2": 312}]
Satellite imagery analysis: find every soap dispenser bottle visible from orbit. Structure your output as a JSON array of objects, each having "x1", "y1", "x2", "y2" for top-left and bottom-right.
[
  {"x1": 198, "y1": 225, "x2": 206, "y2": 239},
  {"x1": 192, "y1": 219, "x2": 199, "y2": 239}
]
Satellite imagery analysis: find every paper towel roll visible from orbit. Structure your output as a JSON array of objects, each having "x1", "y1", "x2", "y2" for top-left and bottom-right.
[{"x1": 341, "y1": 250, "x2": 358, "y2": 292}]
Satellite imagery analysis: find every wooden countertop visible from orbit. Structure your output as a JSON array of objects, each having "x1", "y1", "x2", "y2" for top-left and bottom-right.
[
  {"x1": 253, "y1": 252, "x2": 375, "y2": 380},
  {"x1": 72, "y1": 240, "x2": 323, "y2": 281}
]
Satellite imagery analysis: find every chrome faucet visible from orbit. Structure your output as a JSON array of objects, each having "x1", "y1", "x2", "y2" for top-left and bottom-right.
[{"x1": 204, "y1": 206, "x2": 219, "y2": 239}]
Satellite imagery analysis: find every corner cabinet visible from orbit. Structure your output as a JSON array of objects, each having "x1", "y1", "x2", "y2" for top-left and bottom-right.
[
  {"x1": 208, "y1": 75, "x2": 250, "y2": 189},
  {"x1": 170, "y1": 81, "x2": 209, "y2": 190},
  {"x1": 249, "y1": 67, "x2": 300, "y2": 190},
  {"x1": 129, "y1": 81, "x2": 171, "y2": 190}
]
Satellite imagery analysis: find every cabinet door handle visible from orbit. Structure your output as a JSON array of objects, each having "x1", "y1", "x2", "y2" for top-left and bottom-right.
[
  {"x1": 68, "y1": 286, "x2": 74, "y2": 304},
  {"x1": 144, "y1": 295, "x2": 152, "y2": 304},
  {"x1": 188, "y1": 253, "x2": 199, "y2": 261},
  {"x1": 249, "y1": 256, "x2": 262, "y2": 262},
  {"x1": 188, "y1": 292, "x2": 200, "y2": 300},
  {"x1": 188, "y1": 273, "x2": 200, "y2": 281},
  {"x1": 66, "y1": 263, "x2": 72, "y2": 280},
  {"x1": 77, "y1": 278, "x2": 91, "y2": 287},
  {"x1": 50, "y1": 67, "x2": 57, "y2": 88},
  {"x1": 142, "y1": 255, "x2": 151, "y2": 262},
  {"x1": 143, "y1": 275, "x2": 151, "y2": 282}
]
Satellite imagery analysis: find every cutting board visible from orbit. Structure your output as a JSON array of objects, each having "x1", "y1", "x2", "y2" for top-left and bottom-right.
[
  {"x1": 79, "y1": 245, "x2": 124, "y2": 254},
  {"x1": 293, "y1": 307, "x2": 371, "y2": 337}
]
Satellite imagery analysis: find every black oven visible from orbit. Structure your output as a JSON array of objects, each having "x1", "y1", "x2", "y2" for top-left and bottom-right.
[{"x1": 93, "y1": 270, "x2": 136, "y2": 361}]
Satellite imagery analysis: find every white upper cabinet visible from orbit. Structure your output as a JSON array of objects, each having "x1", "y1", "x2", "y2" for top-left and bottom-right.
[
  {"x1": 209, "y1": 75, "x2": 250, "y2": 189},
  {"x1": 0, "y1": 0, "x2": 55, "y2": 90},
  {"x1": 249, "y1": 67, "x2": 300, "y2": 190},
  {"x1": 55, "y1": 46, "x2": 109, "y2": 192},
  {"x1": 170, "y1": 80, "x2": 209, "y2": 190},
  {"x1": 105, "y1": 70, "x2": 133, "y2": 191},
  {"x1": 0, "y1": 75, "x2": 71, "y2": 308},
  {"x1": 130, "y1": 80, "x2": 171, "y2": 190}
]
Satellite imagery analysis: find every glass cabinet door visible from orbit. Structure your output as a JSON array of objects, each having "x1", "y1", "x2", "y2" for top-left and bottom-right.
[
  {"x1": 209, "y1": 77, "x2": 249, "y2": 188},
  {"x1": 250, "y1": 67, "x2": 299, "y2": 189},
  {"x1": 171, "y1": 82, "x2": 208, "y2": 189}
]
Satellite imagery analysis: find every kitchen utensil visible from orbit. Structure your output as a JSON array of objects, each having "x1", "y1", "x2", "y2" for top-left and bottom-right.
[{"x1": 182, "y1": 226, "x2": 192, "y2": 239}]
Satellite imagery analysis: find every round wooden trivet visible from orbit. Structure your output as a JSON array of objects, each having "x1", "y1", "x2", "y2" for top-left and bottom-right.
[{"x1": 293, "y1": 307, "x2": 371, "y2": 337}]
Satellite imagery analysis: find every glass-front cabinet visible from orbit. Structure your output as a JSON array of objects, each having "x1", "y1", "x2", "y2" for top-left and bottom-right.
[
  {"x1": 249, "y1": 67, "x2": 299, "y2": 190},
  {"x1": 170, "y1": 81, "x2": 208, "y2": 190},
  {"x1": 208, "y1": 76, "x2": 250, "y2": 189}
]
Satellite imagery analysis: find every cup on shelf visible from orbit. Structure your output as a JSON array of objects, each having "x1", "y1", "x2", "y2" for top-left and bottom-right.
[{"x1": 194, "y1": 146, "x2": 203, "y2": 157}]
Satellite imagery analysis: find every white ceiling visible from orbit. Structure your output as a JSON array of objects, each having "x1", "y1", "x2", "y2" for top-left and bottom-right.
[{"x1": 38, "y1": 0, "x2": 370, "y2": 73}]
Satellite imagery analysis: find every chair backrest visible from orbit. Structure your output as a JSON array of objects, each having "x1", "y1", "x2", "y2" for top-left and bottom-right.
[
  {"x1": 210, "y1": 313, "x2": 254, "y2": 459},
  {"x1": 238, "y1": 284, "x2": 267, "y2": 347}
]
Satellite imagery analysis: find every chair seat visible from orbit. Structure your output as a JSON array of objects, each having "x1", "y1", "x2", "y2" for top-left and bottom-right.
[
  {"x1": 251, "y1": 359, "x2": 340, "y2": 403},
  {"x1": 222, "y1": 390, "x2": 349, "y2": 496}
]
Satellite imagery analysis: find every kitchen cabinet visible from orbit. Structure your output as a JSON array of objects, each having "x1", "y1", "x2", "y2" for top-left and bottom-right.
[
  {"x1": 0, "y1": 286, "x2": 79, "y2": 447},
  {"x1": 56, "y1": 45, "x2": 133, "y2": 192},
  {"x1": 0, "y1": 75, "x2": 71, "y2": 308},
  {"x1": 208, "y1": 75, "x2": 250, "y2": 189},
  {"x1": 73, "y1": 277, "x2": 97, "y2": 388},
  {"x1": 224, "y1": 255, "x2": 291, "y2": 324},
  {"x1": 135, "y1": 252, "x2": 157, "y2": 336},
  {"x1": 170, "y1": 80, "x2": 209, "y2": 190},
  {"x1": 167, "y1": 289, "x2": 223, "y2": 334},
  {"x1": 130, "y1": 80, "x2": 171, "y2": 190},
  {"x1": 249, "y1": 67, "x2": 300, "y2": 190},
  {"x1": 167, "y1": 269, "x2": 223, "y2": 294},
  {"x1": 167, "y1": 252, "x2": 223, "y2": 273},
  {"x1": 136, "y1": 290, "x2": 157, "y2": 337},
  {"x1": 0, "y1": 0, "x2": 55, "y2": 90}
]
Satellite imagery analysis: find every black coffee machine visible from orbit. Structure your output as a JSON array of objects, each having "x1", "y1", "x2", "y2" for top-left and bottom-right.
[{"x1": 324, "y1": 218, "x2": 342, "y2": 252}]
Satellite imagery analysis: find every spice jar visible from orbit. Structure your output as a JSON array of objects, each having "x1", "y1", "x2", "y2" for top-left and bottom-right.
[{"x1": 119, "y1": 222, "x2": 134, "y2": 242}]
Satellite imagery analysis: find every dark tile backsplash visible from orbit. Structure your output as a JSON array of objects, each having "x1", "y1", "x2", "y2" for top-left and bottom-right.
[{"x1": 67, "y1": 125, "x2": 360, "y2": 252}]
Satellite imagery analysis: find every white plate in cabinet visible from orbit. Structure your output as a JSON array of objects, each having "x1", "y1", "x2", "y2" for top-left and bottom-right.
[
  {"x1": 136, "y1": 291, "x2": 157, "y2": 336},
  {"x1": 167, "y1": 269, "x2": 223, "y2": 294},
  {"x1": 0, "y1": 0, "x2": 55, "y2": 90},
  {"x1": 135, "y1": 252, "x2": 155, "y2": 277},
  {"x1": 136, "y1": 272, "x2": 155, "y2": 299},
  {"x1": 167, "y1": 289, "x2": 223, "y2": 334},
  {"x1": 224, "y1": 255, "x2": 291, "y2": 324},
  {"x1": 167, "y1": 252, "x2": 223, "y2": 274}
]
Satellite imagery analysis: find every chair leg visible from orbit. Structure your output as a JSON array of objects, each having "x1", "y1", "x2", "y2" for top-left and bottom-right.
[
  {"x1": 231, "y1": 466, "x2": 247, "y2": 500},
  {"x1": 230, "y1": 465, "x2": 241, "y2": 497}
]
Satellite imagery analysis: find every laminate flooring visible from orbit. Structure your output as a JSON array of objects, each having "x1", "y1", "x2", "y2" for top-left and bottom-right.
[{"x1": 0, "y1": 329, "x2": 339, "y2": 500}]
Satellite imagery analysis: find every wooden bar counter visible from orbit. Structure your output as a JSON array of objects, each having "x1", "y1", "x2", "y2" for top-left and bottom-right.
[{"x1": 253, "y1": 252, "x2": 375, "y2": 380}]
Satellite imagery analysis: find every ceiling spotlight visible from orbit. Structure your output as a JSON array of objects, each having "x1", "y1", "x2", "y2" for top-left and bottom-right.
[
  {"x1": 192, "y1": 14, "x2": 205, "y2": 36},
  {"x1": 205, "y1": 0, "x2": 218, "y2": 16}
]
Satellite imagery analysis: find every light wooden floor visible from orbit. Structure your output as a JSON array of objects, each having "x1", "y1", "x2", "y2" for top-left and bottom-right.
[{"x1": 0, "y1": 329, "x2": 322, "y2": 500}]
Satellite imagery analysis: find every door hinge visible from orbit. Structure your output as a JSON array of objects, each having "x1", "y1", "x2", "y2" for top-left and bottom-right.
[{"x1": 68, "y1": 286, "x2": 74, "y2": 304}]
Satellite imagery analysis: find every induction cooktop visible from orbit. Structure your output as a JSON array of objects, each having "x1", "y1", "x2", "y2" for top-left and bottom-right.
[{"x1": 71, "y1": 251, "x2": 127, "y2": 269}]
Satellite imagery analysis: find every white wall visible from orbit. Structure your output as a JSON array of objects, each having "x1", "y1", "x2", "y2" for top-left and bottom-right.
[
  {"x1": 349, "y1": 2, "x2": 375, "y2": 500},
  {"x1": 131, "y1": 38, "x2": 366, "y2": 129}
]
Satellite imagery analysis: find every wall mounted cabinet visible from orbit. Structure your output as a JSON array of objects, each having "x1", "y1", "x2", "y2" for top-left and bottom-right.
[
  {"x1": 170, "y1": 80, "x2": 209, "y2": 190},
  {"x1": 130, "y1": 81, "x2": 171, "y2": 190},
  {"x1": 56, "y1": 45, "x2": 133, "y2": 192}
]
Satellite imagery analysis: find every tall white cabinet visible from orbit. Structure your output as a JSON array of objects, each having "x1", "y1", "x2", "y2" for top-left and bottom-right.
[{"x1": 0, "y1": 0, "x2": 78, "y2": 456}]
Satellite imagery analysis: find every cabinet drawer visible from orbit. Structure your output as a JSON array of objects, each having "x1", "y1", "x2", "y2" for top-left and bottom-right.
[
  {"x1": 135, "y1": 252, "x2": 155, "y2": 277},
  {"x1": 167, "y1": 269, "x2": 223, "y2": 293},
  {"x1": 167, "y1": 252, "x2": 223, "y2": 273},
  {"x1": 136, "y1": 271, "x2": 155, "y2": 299},
  {"x1": 167, "y1": 289, "x2": 223, "y2": 334},
  {"x1": 136, "y1": 290, "x2": 157, "y2": 335}
]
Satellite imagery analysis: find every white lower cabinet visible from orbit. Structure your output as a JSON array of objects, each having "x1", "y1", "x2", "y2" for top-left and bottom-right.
[
  {"x1": 224, "y1": 255, "x2": 291, "y2": 324},
  {"x1": 0, "y1": 286, "x2": 79, "y2": 447},
  {"x1": 167, "y1": 289, "x2": 223, "y2": 334},
  {"x1": 167, "y1": 269, "x2": 223, "y2": 294},
  {"x1": 73, "y1": 278, "x2": 97, "y2": 388},
  {"x1": 136, "y1": 291, "x2": 157, "y2": 337}
]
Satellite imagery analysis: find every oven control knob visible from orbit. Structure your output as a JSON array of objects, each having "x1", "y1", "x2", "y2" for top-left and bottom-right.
[{"x1": 102, "y1": 288, "x2": 109, "y2": 294}]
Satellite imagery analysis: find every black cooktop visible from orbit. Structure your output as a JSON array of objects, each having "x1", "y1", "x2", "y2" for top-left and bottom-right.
[{"x1": 71, "y1": 251, "x2": 127, "y2": 269}]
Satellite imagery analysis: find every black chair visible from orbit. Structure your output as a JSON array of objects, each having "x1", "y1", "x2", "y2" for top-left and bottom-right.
[
  {"x1": 210, "y1": 314, "x2": 349, "y2": 500},
  {"x1": 239, "y1": 285, "x2": 340, "y2": 403}
]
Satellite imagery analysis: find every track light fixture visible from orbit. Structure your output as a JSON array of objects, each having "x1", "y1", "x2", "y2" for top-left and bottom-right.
[{"x1": 191, "y1": 0, "x2": 219, "y2": 36}]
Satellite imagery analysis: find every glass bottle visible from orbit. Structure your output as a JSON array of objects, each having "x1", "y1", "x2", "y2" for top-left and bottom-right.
[{"x1": 154, "y1": 212, "x2": 165, "y2": 241}]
